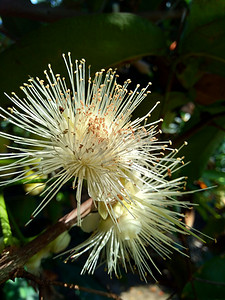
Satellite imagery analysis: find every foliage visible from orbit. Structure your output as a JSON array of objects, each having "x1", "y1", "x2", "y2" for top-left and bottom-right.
[{"x1": 0, "y1": 0, "x2": 224, "y2": 299}]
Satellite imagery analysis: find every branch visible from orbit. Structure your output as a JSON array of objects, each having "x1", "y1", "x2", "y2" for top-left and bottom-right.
[
  {"x1": 0, "y1": 197, "x2": 93, "y2": 284},
  {"x1": 195, "y1": 277, "x2": 225, "y2": 286}
]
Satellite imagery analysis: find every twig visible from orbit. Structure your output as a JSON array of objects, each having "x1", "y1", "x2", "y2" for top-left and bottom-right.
[
  {"x1": 173, "y1": 8, "x2": 188, "y2": 50},
  {"x1": 52, "y1": 281, "x2": 123, "y2": 300},
  {"x1": 210, "y1": 121, "x2": 225, "y2": 133},
  {"x1": 195, "y1": 277, "x2": 225, "y2": 286},
  {"x1": 0, "y1": 197, "x2": 93, "y2": 284},
  {"x1": 158, "y1": 8, "x2": 188, "y2": 120}
]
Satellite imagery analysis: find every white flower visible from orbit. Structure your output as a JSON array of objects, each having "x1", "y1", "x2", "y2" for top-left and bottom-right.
[
  {"x1": 64, "y1": 164, "x2": 202, "y2": 281},
  {"x1": 0, "y1": 53, "x2": 170, "y2": 224},
  {"x1": 0, "y1": 53, "x2": 206, "y2": 280}
]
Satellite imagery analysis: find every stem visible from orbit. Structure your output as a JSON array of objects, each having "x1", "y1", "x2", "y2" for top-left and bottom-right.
[
  {"x1": 0, "y1": 192, "x2": 13, "y2": 246},
  {"x1": 158, "y1": 8, "x2": 188, "y2": 120}
]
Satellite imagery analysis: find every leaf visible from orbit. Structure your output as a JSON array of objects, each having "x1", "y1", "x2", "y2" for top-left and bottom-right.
[
  {"x1": 180, "y1": 19, "x2": 225, "y2": 62},
  {"x1": 176, "y1": 57, "x2": 204, "y2": 89},
  {"x1": 0, "y1": 13, "x2": 166, "y2": 100},
  {"x1": 182, "y1": 0, "x2": 225, "y2": 37},
  {"x1": 178, "y1": 111, "x2": 225, "y2": 181},
  {"x1": 194, "y1": 74, "x2": 225, "y2": 105},
  {"x1": 179, "y1": 0, "x2": 225, "y2": 76},
  {"x1": 3, "y1": 278, "x2": 38, "y2": 300},
  {"x1": 0, "y1": 193, "x2": 13, "y2": 246},
  {"x1": 182, "y1": 255, "x2": 225, "y2": 300},
  {"x1": 132, "y1": 91, "x2": 190, "y2": 126},
  {"x1": 162, "y1": 91, "x2": 190, "y2": 125},
  {"x1": 203, "y1": 169, "x2": 225, "y2": 185},
  {"x1": 5, "y1": 189, "x2": 37, "y2": 228},
  {"x1": 200, "y1": 100, "x2": 225, "y2": 115},
  {"x1": 203, "y1": 215, "x2": 225, "y2": 238}
]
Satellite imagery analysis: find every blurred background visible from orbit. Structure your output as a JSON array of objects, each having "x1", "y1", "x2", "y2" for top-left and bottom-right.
[{"x1": 0, "y1": 0, "x2": 224, "y2": 299}]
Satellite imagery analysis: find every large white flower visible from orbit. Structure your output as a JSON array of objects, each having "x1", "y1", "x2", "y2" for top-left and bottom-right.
[
  {"x1": 0, "y1": 53, "x2": 207, "y2": 280},
  {"x1": 0, "y1": 53, "x2": 172, "y2": 224}
]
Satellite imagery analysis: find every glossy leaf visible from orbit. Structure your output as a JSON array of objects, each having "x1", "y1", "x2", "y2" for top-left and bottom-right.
[
  {"x1": 179, "y1": 0, "x2": 225, "y2": 77},
  {"x1": 182, "y1": 255, "x2": 225, "y2": 300},
  {"x1": 0, "y1": 193, "x2": 13, "y2": 246},
  {"x1": 178, "y1": 112, "x2": 225, "y2": 181},
  {"x1": 182, "y1": 0, "x2": 225, "y2": 37},
  {"x1": 0, "y1": 13, "x2": 166, "y2": 99}
]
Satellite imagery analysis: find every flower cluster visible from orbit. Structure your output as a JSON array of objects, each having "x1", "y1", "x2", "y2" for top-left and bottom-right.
[{"x1": 0, "y1": 53, "x2": 199, "y2": 280}]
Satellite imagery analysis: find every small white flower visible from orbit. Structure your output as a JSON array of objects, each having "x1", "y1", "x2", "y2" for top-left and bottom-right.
[{"x1": 0, "y1": 53, "x2": 173, "y2": 224}]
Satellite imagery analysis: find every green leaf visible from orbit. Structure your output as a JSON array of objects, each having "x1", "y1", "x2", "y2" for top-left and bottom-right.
[
  {"x1": 161, "y1": 91, "x2": 190, "y2": 124},
  {"x1": 0, "y1": 13, "x2": 166, "y2": 100},
  {"x1": 182, "y1": 255, "x2": 225, "y2": 300},
  {"x1": 179, "y1": 0, "x2": 225, "y2": 75},
  {"x1": 3, "y1": 278, "x2": 38, "y2": 300},
  {"x1": 182, "y1": 0, "x2": 225, "y2": 37},
  {"x1": 203, "y1": 169, "x2": 225, "y2": 185},
  {"x1": 176, "y1": 57, "x2": 204, "y2": 89},
  {"x1": 203, "y1": 215, "x2": 225, "y2": 238},
  {"x1": 0, "y1": 192, "x2": 13, "y2": 246},
  {"x1": 178, "y1": 112, "x2": 225, "y2": 181},
  {"x1": 6, "y1": 192, "x2": 37, "y2": 228},
  {"x1": 180, "y1": 19, "x2": 225, "y2": 62}
]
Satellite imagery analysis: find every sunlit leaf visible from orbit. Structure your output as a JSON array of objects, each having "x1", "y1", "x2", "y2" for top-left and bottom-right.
[{"x1": 0, "y1": 13, "x2": 166, "y2": 100}]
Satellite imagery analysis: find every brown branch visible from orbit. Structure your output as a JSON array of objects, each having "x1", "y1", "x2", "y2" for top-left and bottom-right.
[{"x1": 0, "y1": 197, "x2": 93, "y2": 285}]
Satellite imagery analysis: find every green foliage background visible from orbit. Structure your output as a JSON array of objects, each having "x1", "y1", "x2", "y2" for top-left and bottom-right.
[{"x1": 0, "y1": 0, "x2": 224, "y2": 299}]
